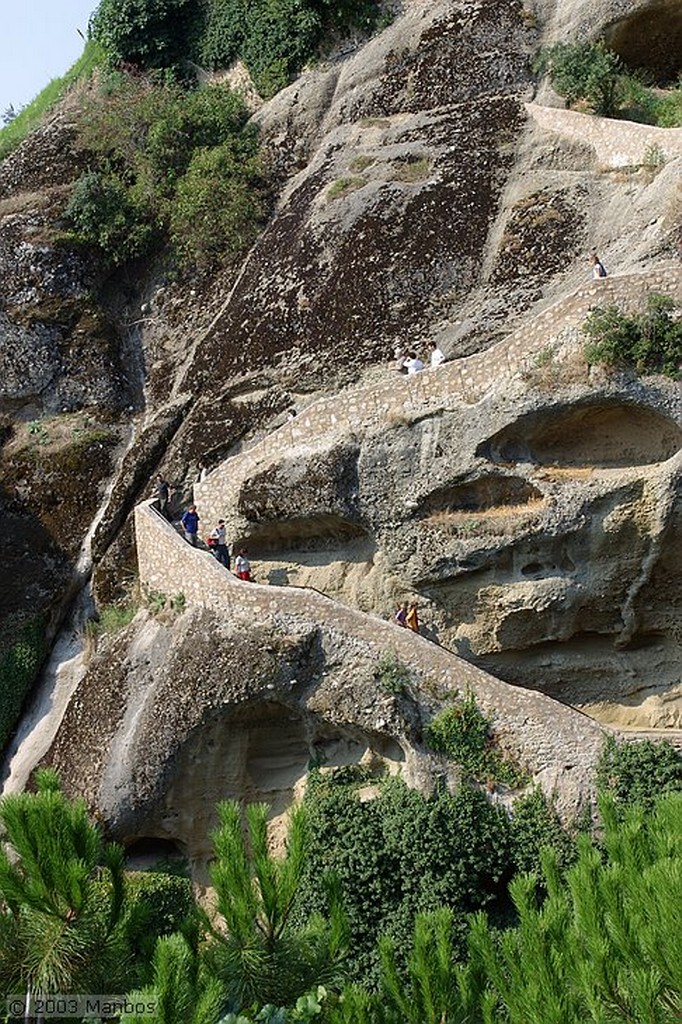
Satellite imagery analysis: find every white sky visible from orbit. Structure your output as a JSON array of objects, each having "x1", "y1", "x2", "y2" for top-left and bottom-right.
[{"x1": 0, "y1": 0, "x2": 97, "y2": 116}]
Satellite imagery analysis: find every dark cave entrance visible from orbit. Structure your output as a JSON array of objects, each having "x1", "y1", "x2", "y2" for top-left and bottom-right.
[{"x1": 604, "y1": 1, "x2": 682, "y2": 84}]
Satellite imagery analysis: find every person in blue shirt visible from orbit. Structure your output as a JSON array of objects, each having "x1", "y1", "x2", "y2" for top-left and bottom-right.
[{"x1": 181, "y1": 504, "x2": 200, "y2": 546}]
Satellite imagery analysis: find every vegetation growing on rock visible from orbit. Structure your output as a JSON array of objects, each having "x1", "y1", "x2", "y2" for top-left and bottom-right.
[
  {"x1": 537, "y1": 41, "x2": 682, "y2": 125},
  {"x1": 582, "y1": 293, "x2": 682, "y2": 378},
  {"x1": 3, "y1": 758, "x2": 681, "y2": 1022},
  {"x1": 66, "y1": 76, "x2": 267, "y2": 269}
]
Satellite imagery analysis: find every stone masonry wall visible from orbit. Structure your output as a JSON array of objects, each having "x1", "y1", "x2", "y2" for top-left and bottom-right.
[
  {"x1": 195, "y1": 266, "x2": 681, "y2": 527},
  {"x1": 135, "y1": 500, "x2": 606, "y2": 816},
  {"x1": 526, "y1": 103, "x2": 682, "y2": 167}
]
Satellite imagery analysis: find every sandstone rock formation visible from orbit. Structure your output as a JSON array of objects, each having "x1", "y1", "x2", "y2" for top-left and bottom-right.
[{"x1": 1, "y1": 0, "x2": 681, "y2": 840}]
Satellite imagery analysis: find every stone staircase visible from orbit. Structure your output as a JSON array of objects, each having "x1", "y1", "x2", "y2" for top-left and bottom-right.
[
  {"x1": 135, "y1": 499, "x2": 606, "y2": 817},
  {"x1": 195, "y1": 265, "x2": 681, "y2": 528},
  {"x1": 135, "y1": 264, "x2": 681, "y2": 813}
]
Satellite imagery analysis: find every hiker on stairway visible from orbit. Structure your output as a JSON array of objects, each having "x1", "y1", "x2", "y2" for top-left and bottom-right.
[
  {"x1": 406, "y1": 602, "x2": 420, "y2": 634},
  {"x1": 235, "y1": 548, "x2": 253, "y2": 581},
  {"x1": 208, "y1": 520, "x2": 230, "y2": 568},
  {"x1": 181, "y1": 504, "x2": 200, "y2": 546}
]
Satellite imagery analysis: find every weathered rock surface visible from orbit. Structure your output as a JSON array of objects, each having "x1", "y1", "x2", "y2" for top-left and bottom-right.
[
  {"x1": 1, "y1": 0, "x2": 681, "y2": 829},
  {"x1": 44, "y1": 585, "x2": 606, "y2": 880}
]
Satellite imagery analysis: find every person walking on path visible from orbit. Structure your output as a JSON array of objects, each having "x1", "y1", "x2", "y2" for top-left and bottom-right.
[
  {"x1": 235, "y1": 548, "x2": 253, "y2": 581},
  {"x1": 181, "y1": 504, "x2": 200, "y2": 546},
  {"x1": 430, "y1": 342, "x2": 445, "y2": 368},
  {"x1": 591, "y1": 254, "x2": 607, "y2": 279},
  {"x1": 406, "y1": 602, "x2": 420, "y2": 633},
  {"x1": 209, "y1": 520, "x2": 230, "y2": 568},
  {"x1": 394, "y1": 602, "x2": 408, "y2": 627},
  {"x1": 403, "y1": 352, "x2": 425, "y2": 374},
  {"x1": 155, "y1": 476, "x2": 172, "y2": 520}
]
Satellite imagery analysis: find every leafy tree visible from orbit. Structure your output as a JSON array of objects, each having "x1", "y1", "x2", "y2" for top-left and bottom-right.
[
  {"x1": 0, "y1": 769, "x2": 128, "y2": 1001},
  {"x1": 66, "y1": 77, "x2": 263, "y2": 269},
  {"x1": 89, "y1": 0, "x2": 197, "y2": 70},
  {"x1": 169, "y1": 136, "x2": 266, "y2": 268},
  {"x1": 596, "y1": 735, "x2": 682, "y2": 811},
  {"x1": 536, "y1": 41, "x2": 623, "y2": 116},
  {"x1": 197, "y1": 0, "x2": 381, "y2": 99},
  {"x1": 583, "y1": 292, "x2": 682, "y2": 378},
  {"x1": 65, "y1": 170, "x2": 157, "y2": 263},
  {"x1": 205, "y1": 801, "x2": 348, "y2": 1012},
  {"x1": 296, "y1": 774, "x2": 516, "y2": 987}
]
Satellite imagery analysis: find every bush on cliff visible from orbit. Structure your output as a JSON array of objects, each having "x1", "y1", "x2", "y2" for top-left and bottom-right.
[
  {"x1": 90, "y1": 0, "x2": 381, "y2": 100},
  {"x1": 65, "y1": 76, "x2": 266, "y2": 269},
  {"x1": 596, "y1": 735, "x2": 682, "y2": 811},
  {"x1": 536, "y1": 41, "x2": 623, "y2": 117},
  {"x1": 89, "y1": 0, "x2": 201, "y2": 72},
  {"x1": 582, "y1": 292, "x2": 682, "y2": 378}
]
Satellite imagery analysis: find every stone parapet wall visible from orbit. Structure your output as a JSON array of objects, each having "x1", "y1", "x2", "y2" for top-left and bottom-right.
[
  {"x1": 526, "y1": 103, "x2": 682, "y2": 167},
  {"x1": 135, "y1": 500, "x2": 606, "y2": 816},
  {"x1": 195, "y1": 266, "x2": 681, "y2": 527}
]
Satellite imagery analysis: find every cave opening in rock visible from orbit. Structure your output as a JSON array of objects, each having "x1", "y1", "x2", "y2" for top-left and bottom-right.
[
  {"x1": 124, "y1": 836, "x2": 187, "y2": 870},
  {"x1": 240, "y1": 513, "x2": 370, "y2": 553},
  {"x1": 417, "y1": 474, "x2": 543, "y2": 517},
  {"x1": 604, "y1": 1, "x2": 682, "y2": 84},
  {"x1": 477, "y1": 403, "x2": 682, "y2": 469}
]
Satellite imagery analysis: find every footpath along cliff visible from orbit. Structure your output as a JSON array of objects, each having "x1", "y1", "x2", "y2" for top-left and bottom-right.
[{"x1": 1, "y1": 0, "x2": 680, "y2": 864}]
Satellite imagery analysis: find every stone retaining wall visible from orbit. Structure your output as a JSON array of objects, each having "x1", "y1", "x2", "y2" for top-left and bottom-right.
[
  {"x1": 135, "y1": 500, "x2": 606, "y2": 815},
  {"x1": 526, "y1": 103, "x2": 682, "y2": 167},
  {"x1": 195, "y1": 266, "x2": 681, "y2": 527}
]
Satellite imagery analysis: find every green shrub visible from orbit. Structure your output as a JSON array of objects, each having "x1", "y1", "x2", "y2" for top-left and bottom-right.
[
  {"x1": 89, "y1": 0, "x2": 198, "y2": 70},
  {"x1": 509, "y1": 787, "x2": 576, "y2": 875},
  {"x1": 169, "y1": 138, "x2": 266, "y2": 268},
  {"x1": 656, "y1": 78, "x2": 682, "y2": 126},
  {"x1": 374, "y1": 652, "x2": 412, "y2": 695},
  {"x1": 535, "y1": 41, "x2": 623, "y2": 116},
  {"x1": 583, "y1": 292, "x2": 682, "y2": 378},
  {"x1": 0, "y1": 616, "x2": 46, "y2": 752},
  {"x1": 67, "y1": 77, "x2": 263, "y2": 269},
  {"x1": 596, "y1": 735, "x2": 682, "y2": 811},
  {"x1": 125, "y1": 870, "x2": 196, "y2": 938},
  {"x1": 296, "y1": 774, "x2": 515, "y2": 987},
  {"x1": 424, "y1": 692, "x2": 529, "y2": 788},
  {"x1": 65, "y1": 170, "x2": 157, "y2": 263},
  {"x1": 196, "y1": 0, "x2": 381, "y2": 99}
]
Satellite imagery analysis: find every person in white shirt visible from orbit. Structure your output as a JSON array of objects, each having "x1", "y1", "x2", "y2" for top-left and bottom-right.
[
  {"x1": 235, "y1": 548, "x2": 253, "y2": 581},
  {"x1": 403, "y1": 352, "x2": 424, "y2": 374},
  {"x1": 430, "y1": 342, "x2": 445, "y2": 367},
  {"x1": 209, "y1": 520, "x2": 230, "y2": 568}
]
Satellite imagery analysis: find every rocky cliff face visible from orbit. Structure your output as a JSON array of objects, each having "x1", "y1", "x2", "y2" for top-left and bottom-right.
[{"x1": 1, "y1": 0, "x2": 680, "y2": 837}]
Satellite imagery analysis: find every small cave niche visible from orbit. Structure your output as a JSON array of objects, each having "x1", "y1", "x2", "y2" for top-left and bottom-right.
[
  {"x1": 604, "y1": 1, "x2": 682, "y2": 84},
  {"x1": 418, "y1": 474, "x2": 543, "y2": 516},
  {"x1": 241, "y1": 513, "x2": 370, "y2": 553},
  {"x1": 477, "y1": 403, "x2": 682, "y2": 469},
  {"x1": 123, "y1": 837, "x2": 187, "y2": 871}
]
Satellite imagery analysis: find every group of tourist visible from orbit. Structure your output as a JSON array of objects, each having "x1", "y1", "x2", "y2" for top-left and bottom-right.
[
  {"x1": 395, "y1": 601, "x2": 420, "y2": 634},
  {"x1": 154, "y1": 478, "x2": 253, "y2": 581},
  {"x1": 394, "y1": 340, "x2": 445, "y2": 374}
]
